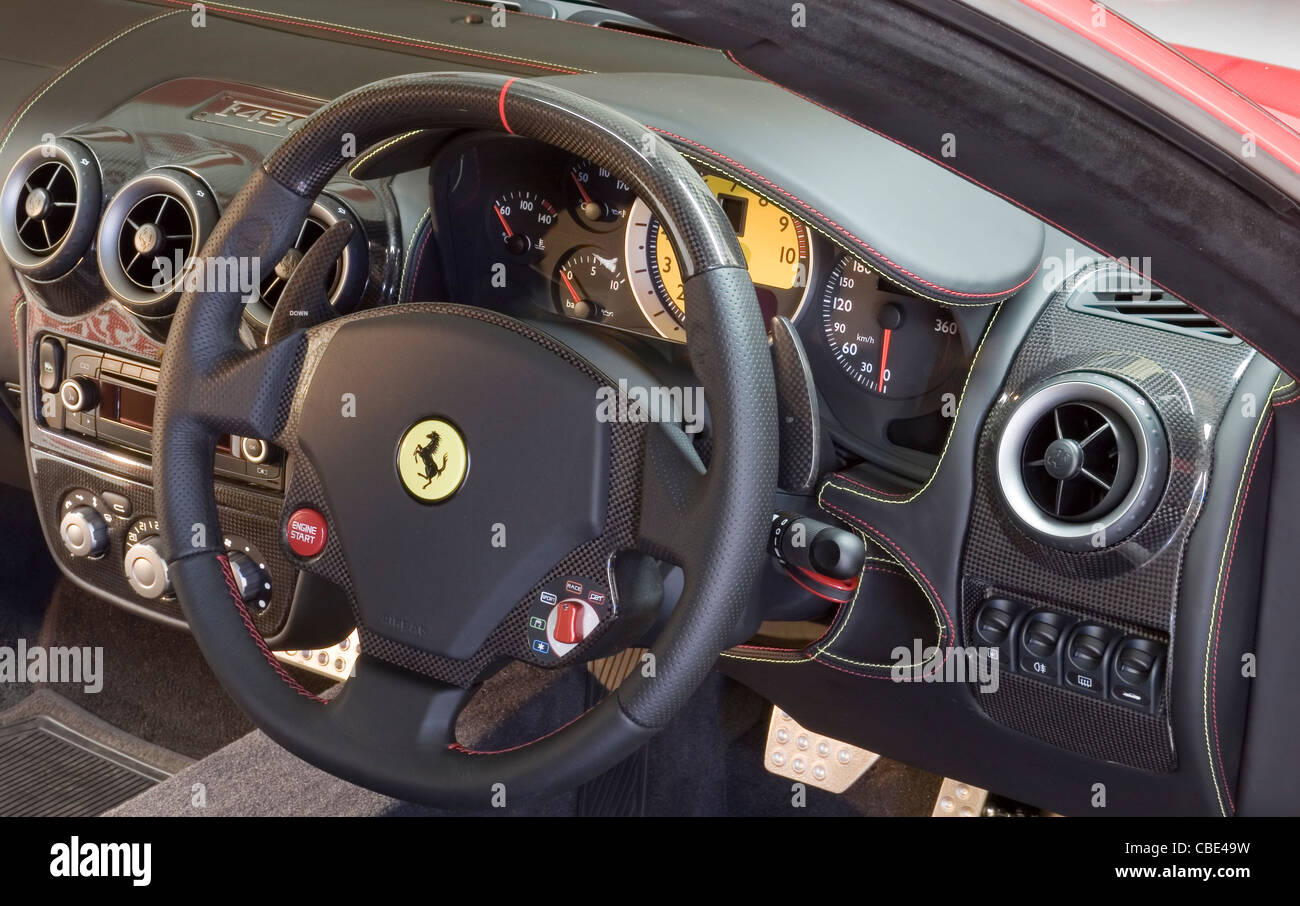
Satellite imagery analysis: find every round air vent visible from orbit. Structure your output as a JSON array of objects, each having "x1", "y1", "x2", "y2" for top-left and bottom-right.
[
  {"x1": 996, "y1": 372, "x2": 1167, "y2": 551},
  {"x1": 96, "y1": 169, "x2": 218, "y2": 317},
  {"x1": 0, "y1": 139, "x2": 101, "y2": 279},
  {"x1": 242, "y1": 195, "x2": 367, "y2": 333}
]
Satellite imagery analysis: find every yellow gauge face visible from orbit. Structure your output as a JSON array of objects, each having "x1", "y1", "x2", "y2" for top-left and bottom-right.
[{"x1": 650, "y1": 174, "x2": 811, "y2": 320}]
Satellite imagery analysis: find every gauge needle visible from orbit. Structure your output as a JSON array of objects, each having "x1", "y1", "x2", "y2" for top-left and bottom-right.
[
  {"x1": 560, "y1": 270, "x2": 583, "y2": 306},
  {"x1": 879, "y1": 328, "x2": 892, "y2": 390},
  {"x1": 494, "y1": 204, "x2": 513, "y2": 237},
  {"x1": 570, "y1": 171, "x2": 593, "y2": 204}
]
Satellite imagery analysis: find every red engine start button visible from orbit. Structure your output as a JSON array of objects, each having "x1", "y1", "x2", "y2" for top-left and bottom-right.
[{"x1": 286, "y1": 507, "x2": 327, "y2": 557}]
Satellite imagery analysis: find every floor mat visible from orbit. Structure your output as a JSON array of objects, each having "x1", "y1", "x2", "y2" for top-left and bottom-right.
[{"x1": 0, "y1": 690, "x2": 187, "y2": 816}]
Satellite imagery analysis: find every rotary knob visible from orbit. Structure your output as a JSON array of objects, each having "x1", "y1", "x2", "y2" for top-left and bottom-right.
[
  {"x1": 227, "y1": 550, "x2": 272, "y2": 610},
  {"x1": 59, "y1": 505, "x2": 108, "y2": 558},
  {"x1": 123, "y1": 535, "x2": 170, "y2": 599},
  {"x1": 58, "y1": 376, "x2": 98, "y2": 412}
]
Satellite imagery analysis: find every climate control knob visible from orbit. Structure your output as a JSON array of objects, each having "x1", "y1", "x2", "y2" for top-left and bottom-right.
[
  {"x1": 123, "y1": 536, "x2": 170, "y2": 599},
  {"x1": 59, "y1": 506, "x2": 108, "y2": 558},
  {"x1": 227, "y1": 551, "x2": 271, "y2": 611}
]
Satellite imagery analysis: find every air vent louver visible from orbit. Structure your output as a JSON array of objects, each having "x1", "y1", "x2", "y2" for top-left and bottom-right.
[
  {"x1": 259, "y1": 216, "x2": 336, "y2": 307},
  {"x1": 243, "y1": 196, "x2": 367, "y2": 335},
  {"x1": 0, "y1": 139, "x2": 101, "y2": 279},
  {"x1": 1070, "y1": 286, "x2": 1238, "y2": 343},
  {"x1": 1019, "y1": 401, "x2": 1135, "y2": 522},
  {"x1": 97, "y1": 169, "x2": 218, "y2": 316},
  {"x1": 996, "y1": 373, "x2": 1168, "y2": 551},
  {"x1": 16, "y1": 161, "x2": 77, "y2": 254},
  {"x1": 116, "y1": 193, "x2": 195, "y2": 293}
]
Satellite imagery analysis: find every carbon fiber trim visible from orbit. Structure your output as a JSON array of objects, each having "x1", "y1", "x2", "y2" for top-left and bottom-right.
[{"x1": 962, "y1": 262, "x2": 1255, "y2": 770}]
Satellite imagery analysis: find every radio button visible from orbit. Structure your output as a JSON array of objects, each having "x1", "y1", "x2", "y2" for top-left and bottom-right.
[
  {"x1": 60, "y1": 506, "x2": 108, "y2": 558},
  {"x1": 59, "y1": 376, "x2": 98, "y2": 412},
  {"x1": 38, "y1": 337, "x2": 63, "y2": 391},
  {"x1": 240, "y1": 437, "x2": 269, "y2": 464}
]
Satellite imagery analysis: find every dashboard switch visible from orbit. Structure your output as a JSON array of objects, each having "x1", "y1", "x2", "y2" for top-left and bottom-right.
[
  {"x1": 286, "y1": 508, "x2": 327, "y2": 557},
  {"x1": 59, "y1": 505, "x2": 108, "y2": 558},
  {"x1": 38, "y1": 337, "x2": 63, "y2": 392},
  {"x1": 1110, "y1": 636, "x2": 1164, "y2": 712},
  {"x1": 1063, "y1": 623, "x2": 1117, "y2": 696},
  {"x1": 552, "y1": 599, "x2": 586, "y2": 645},
  {"x1": 973, "y1": 597, "x2": 1026, "y2": 670},
  {"x1": 771, "y1": 512, "x2": 866, "y2": 580},
  {"x1": 1017, "y1": 610, "x2": 1073, "y2": 683}
]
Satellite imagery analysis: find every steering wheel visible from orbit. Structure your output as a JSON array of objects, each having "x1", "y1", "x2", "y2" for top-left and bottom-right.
[{"x1": 153, "y1": 72, "x2": 776, "y2": 806}]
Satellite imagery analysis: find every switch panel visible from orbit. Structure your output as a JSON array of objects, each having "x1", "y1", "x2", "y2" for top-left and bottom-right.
[{"x1": 981, "y1": 597, "x2": 1164, "y2": 714}]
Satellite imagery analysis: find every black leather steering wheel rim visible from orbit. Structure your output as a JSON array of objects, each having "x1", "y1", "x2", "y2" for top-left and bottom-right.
[{"x1": 153, "y1": 72, "x2": 777, "y2": 807}]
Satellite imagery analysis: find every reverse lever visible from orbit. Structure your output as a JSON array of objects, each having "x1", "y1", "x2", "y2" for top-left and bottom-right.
[{"x1": 770, "y1": 512, "x2": 866, "y2": 580}]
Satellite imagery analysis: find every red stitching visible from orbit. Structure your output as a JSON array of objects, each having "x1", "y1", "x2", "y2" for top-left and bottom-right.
[
  {"x1": 1210, "y1": 415, "x2": 1272, "y2": 814},
  {"x1": 646, "y1": 125, "x2": 1037, "y2": 301},
  {"x1": 450, "y1": 703, "x2": 596, "y2": 755},
  {"x1": 155, "y1": 0, "x2": 580, "y2": 74},
  {"x1": 218, "y1": 554, "x2": 328, "y2": 704},
  {"x1": 833, "y1": 471, "x2": 909, "y2": 499},
  {"x1": 818, "y1": 498, "x2": 956, "y2": 639},
  {"x1": 723, "y1": 51, "x2": 1299, "y2": 384},
  {"x1": 498, "y1": 76, "x2": 517, "y2": 134}
]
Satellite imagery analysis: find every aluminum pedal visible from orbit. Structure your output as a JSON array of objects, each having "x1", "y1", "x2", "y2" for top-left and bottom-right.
[
  {"x1": 931, "y1": 777, "x2": 988, "y2": 816},
  {"x1": 764, "y1": 707, "x2": 879, "y2": 793}
]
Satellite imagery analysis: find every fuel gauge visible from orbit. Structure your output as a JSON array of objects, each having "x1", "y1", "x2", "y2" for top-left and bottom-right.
[{"x1": 554, "y1": 246, "x2": 627, "y2": 322}]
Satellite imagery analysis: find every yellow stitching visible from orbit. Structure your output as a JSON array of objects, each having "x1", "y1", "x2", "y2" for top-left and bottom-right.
[
  {"x1": 811, "y1": 529, "x2": 943, "y2": 669},
  {"x1": 819, "y1": 302, "x2": 1003, "y2": 505},
  {"x1": 192, "y1": 1, "x2": 594, "y2": 73},
  {"x1": 399, "y1": 207, "x2": 431, "y2": 295},
  {"x1": 349, "y1": 129, "x2": 425, "y2": 177},
  {"x1": 1202, "y1": 372, "x2": 1287, "y2": 815},
  {"x1": 674, "y1": 151, "x2": 1007, "y2": 309},
  {"x1": 0, "y1": 10, "x2": 183, "y2": 158}
]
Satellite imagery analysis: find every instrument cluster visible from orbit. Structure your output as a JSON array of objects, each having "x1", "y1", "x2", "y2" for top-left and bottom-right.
[{"x1": 430, "y1": 135, "x2": 989, "y2": 465}]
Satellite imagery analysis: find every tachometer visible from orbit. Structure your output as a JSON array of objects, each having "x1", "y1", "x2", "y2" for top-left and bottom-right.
[
  {"x1": 625, "y1": 173, "x2": 812, "y2": 341},
  {"x1": 821, "y1": 255, "x2": 962, "y2": 398}
]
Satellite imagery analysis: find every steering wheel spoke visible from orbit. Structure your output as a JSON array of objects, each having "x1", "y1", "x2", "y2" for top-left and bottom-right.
[
  {"x1": 636, "y1": 420, "x2": 707, "y2": 565},
  {"x1": 192, "y1": 334, "x2": 307, "y2": 441}
]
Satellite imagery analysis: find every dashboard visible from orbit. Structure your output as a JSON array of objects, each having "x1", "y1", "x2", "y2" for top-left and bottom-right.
[
  {"x1": 0, "y1": 0, "x2": 1286, "y2": 817},
  {"x1": 430, "y1": 134, "x2": 987, "y2": 471}
]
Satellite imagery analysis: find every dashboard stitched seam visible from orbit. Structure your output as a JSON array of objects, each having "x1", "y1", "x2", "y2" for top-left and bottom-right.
[
  {"x1": 722, "y1": 51, "x2": 1299, "y2": 386},
  {"x1": 348, "y1": 129, "x2": 425, "y2": 177},
  {"x1": 654, "y1": 130, "x2": 1032, "y2": 304},
  {"x1": 152, "y1": 0, "x2": 588, "y2": 73},
  {"x1": 1202, "y1": 375, "x2": 1284, "y2": 816},
  {"x1": 0, "y1": 9, "x2": 184, "y2": 158}
]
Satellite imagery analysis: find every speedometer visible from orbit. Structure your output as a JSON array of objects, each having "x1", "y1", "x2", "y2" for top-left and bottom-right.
[
  {"x1": 821, "y1": 255, "x2": 963, "y2": 398},
  {"x1": 625, "y1": 173, "x2": 812, "y2": 341}
]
